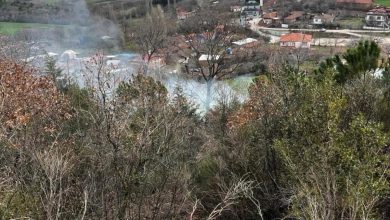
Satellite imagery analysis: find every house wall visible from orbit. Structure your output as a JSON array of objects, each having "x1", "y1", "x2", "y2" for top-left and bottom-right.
[
  {"x1": 280, "y1": 41, "x2": 311, "y2": 49},
  {"x1": 365, "y1": 14, "x2": 388, "y2": 27},
  {"x1": 313, "y1": 18, "x2": 323, "y2": 25},
  {"x1": 280, "y1": 41, "x2": 295, "y2": 47},
  {"x1": 295, "y1": 41, "x2": 311, "y2": 48}
]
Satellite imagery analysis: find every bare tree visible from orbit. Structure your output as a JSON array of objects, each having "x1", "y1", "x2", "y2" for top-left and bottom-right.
[
  {"x1": 207, "y1": 178, "x2": 264, "y2": 220},
  {"x1": 35, "y1": 146, "x2": 73, "y2": 220},
  {"x1": 180, "y1": 10, "x2": 252, "y2": 110},
  {"x1": 133, "y1": 6, "x2": 168, "y2": 74}
]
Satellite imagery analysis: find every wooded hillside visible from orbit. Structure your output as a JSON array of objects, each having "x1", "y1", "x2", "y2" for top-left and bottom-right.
[{"x1": 0, "y1": 40, "x2": 389, "y2": 219}]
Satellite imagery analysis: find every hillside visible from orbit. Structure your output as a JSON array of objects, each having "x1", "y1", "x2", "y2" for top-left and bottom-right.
[
  {"x1": 0, "y1": 0, "x2": 90, "y2": 24},
  {"x1": 0, "y1": 0, "x2": 180, "y2": 24}
]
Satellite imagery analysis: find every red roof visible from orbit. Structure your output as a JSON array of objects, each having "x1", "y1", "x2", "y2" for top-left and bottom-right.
[
  {"x1": 263, "y1": 12, "x2": 278, "y2": 19},
  {"x1": 280, "y1": 33, "x2": 312, "y2": 43},
  {"x1": 369, "y1": 7, "x2": 390, "y2": 13},
  {"x1": 336, "y1": 0, "x2": 372, "y2": 4},
  {"x1": 284, "y1": 11, "x2": 304, "y2": 21}
]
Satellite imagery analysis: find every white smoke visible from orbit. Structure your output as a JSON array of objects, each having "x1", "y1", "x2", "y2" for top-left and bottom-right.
[
  {"x1": 164, "y1": 76, "x2": 251, "y2": 114},
  {"x1": 18, "y1": 1, "x2": 254, "y2": 114}
]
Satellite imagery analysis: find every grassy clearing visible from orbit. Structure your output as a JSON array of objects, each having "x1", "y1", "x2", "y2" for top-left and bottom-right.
[
  {"x1": 375, "y1": 0, "x2": 390, "y2": 7},
  {"x1": 0, "y1": 22, "x2": 66, "y2": 35},
  {"x1": 312, "y1": 32, "x2": 352, "y2": 38},
  {"x1": 225, "y1": 75, "x2": 257, "y2": 94},
  {"x1": 337, "y1": 18, "x2": 364, "y2": 29}
]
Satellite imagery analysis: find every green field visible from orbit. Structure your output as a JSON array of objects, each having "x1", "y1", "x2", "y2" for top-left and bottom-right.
[
  {"x1": 225, "y1": 75, "x2": 257, "y2": 95},
  {"x1": 376, "y1": 0, "x2": 390, "y2": 7},
  {"x1": 337, "y1": 18, "x2": 364, "y2": 29},
  {"x1": 0, "y1": 22, "x2": 66, "y2": 35}
]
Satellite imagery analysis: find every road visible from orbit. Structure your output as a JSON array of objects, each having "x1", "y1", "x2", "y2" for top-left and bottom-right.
[
  {"x1": 258, "y1": 27, "x2": 390, "y2": 35},
  {"x1": 247, "y1": 18, "x2": 390, "y2": 46}
]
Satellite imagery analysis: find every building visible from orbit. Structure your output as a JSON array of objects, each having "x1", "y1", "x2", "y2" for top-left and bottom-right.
[
  {"x1": 262, "y1": 12, "x2": 280, "y2": 25},
  {"x1": 242, "y1": 0, "x2": 263, "y2": 17},
  {"x1": 284, "y1": 11, "x2": 305, "y2": 24},
  {"x1": 198, "y1": 54, "x2": 221, "y2": 66},
  {"x1": 231, "y1": 38, "x2": 259, "y2": 55},
  {"x1": 280, "y1": 33, "x2": 312, "y2": 49},
  {"x1": 312, "y1": 14, "x2": 335, "y2": 25},
  {"x1": 365, "y1": 7, "x2": 390, "y2": 28},
  {"x1": 143, "y1": 53, "x2": 166, "y2": 67},
  {"x1": 232, "y1": 38, "x2": 259, "y2": 48},
  {"x1": 336, "y1": 0, "x2": 373, "y2": 10},
  {"x1": 231, "y1": 6, "x2": 242, "y2": 13},
  {"x1": 240, "y1": 0, "x2": 264, "y2": 26}
]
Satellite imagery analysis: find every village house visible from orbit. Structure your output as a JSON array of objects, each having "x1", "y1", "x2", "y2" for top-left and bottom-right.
[
  {"x1": 198, "y1": 54, "x2": 221, "y2": 67},
  {"x1": 232, "y1": 38, "x2": 259, "y2": 48},
  {"x1": 284, "y1": 11, "x2": 305, "y2": 24},
  {"x1": 262, "y1": 12, "x2": 280, "y2": 25},
  {"x1": 279, "y1": 33, "x2": 312, "y2": 49},
  {"x1": 231, "y1": 5, "x2": 242, "y2": 13},
  {"x1": 312, "y1": 14, "x2": 335, "y2": 25},
  {"x1": 231, "y1": 38, "x2": 260, "y2": 56},
  {"x1": 240, "y1": 0, "x2": 263, "y2": 26},
  {"x1": 365, "y1": 7, "x2": 390, "y2": 28},
  {"x1": 336, "y1": 0, "x2": 373, "y2": 10},
  {"x1": 143, "y1": 52, "x2": 167, "y2": 67}
]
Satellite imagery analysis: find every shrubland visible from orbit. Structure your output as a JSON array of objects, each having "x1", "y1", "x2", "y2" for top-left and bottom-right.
[{"x1": 0, "y1": 40, "x2": 389, "y2": 219}]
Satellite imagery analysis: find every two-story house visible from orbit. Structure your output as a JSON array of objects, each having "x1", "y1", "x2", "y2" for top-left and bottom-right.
[
  {"x1": 365, "y1": 7, "x2": 390, "y2": 28},
  {"x1": 240, "y1": 0, "x2": 263, "y2": 26}
]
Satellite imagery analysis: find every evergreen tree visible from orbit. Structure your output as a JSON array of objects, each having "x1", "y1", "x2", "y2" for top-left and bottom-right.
[{"x1": 317, "y1": 41, "x2": 381, "y2": 84}]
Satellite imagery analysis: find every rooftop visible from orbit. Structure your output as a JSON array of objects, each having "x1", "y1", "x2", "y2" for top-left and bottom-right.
[
  {"x1": 284, "y1": 11, "x2": 305, "y2": 20},
  {"x1": 314, "y1": 14, "x2": 335, "y2": 22},
  {"x1": 368, "y1": 7, "x2": 390, "y2": 14},
  {"x1": 263, "y1": 12, "x2": 279, "y2": 19},
  {"x1": 336, "y1": 0, "x2": 372, "y2": 4},
  {"x1": 199, "y1": 54, "x2": 221, "y2": 61},
  {"x1": 280, "y1": 33, "x2": 312, "y2": 43},
  {"x1": 232, "y1": 38, "x2": 258, "y2": 46}
]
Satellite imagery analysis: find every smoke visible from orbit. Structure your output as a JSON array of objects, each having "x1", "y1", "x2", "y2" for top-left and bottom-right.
[
  {"x1": 61, "y1": 59, "x2": 253, "y2": 115},
  {"x1": 10, "y1": 0, "x2": 253, "y2": 114},
  {"x1": 12, "y1": 0, "x2": 123, "y2": 54},
  {"x1": 164, "y1": 76, "x2": 251, "y2": 114}
]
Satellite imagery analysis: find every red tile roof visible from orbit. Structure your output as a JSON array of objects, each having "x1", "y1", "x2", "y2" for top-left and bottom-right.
[
  {"x1": 336, "y1": 0, "x2": 372, "y2": 4},
  {"x1": 369, "y1": 7, "x2": 390, "y2": 13},
  {"x1": 284, "y1": 11, "x2": 304, "y2": 21},
  {"x1": 280, "y1": 33, "x2": 312, "y2": 43},
  {"x1": 263, "y1": 12, "x2": 278, "y2": 19}
]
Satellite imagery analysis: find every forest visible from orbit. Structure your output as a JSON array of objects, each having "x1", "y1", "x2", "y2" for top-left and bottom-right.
[{"x1": 0, "y1": 40, "x2": 389, "y2": 219}]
